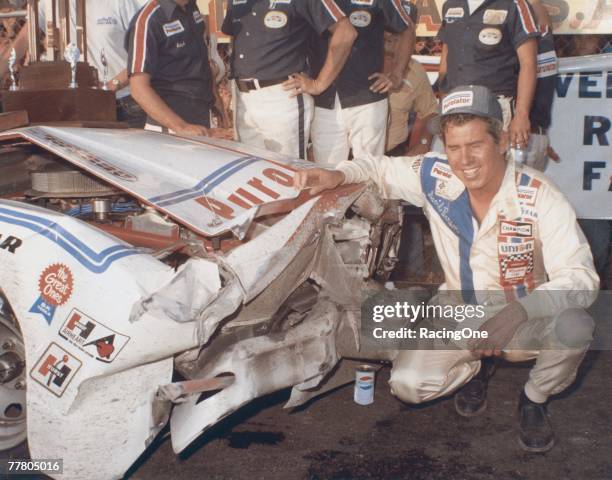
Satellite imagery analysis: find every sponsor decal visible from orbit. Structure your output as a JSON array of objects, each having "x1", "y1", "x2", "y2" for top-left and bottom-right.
[
  {"x1": 350, "y1": 10, "x2": 372, "y2": 27},
  {"x1": 163, "y1": 20, "x2": 185, "y2": 37},
  {"x1": 442, "y1": 91, "x2": 474, "y2": 113},
  {"x1": 264, "y1": 10, "x2": 288, "y2": 28},
  {"x1": 445, "y1": 7, "x2": 464, "y2": 21},
  {"x1": 0, "y1": 233, "x2": 22, "y2": 254},
  {"x1": 411, "y1": 157, "x2": 423, "y2": 173},
  {"x1": 270, "y1": 0, "x2": 291, "y2": 6},
  {"x1": 96, "y1": 16, "x2": 118, "y2": 25},
  {"x1": 498, "y1": 239, "x2": 534, "y2": 254},
  {"x1": 30, "y1": 342, "x2": 81, "y2": 397},
  {"x1": 351, "y1": 0, "x2": 373, "y2": 5},
  {"x1": 431, "y1": 161, "x2": 454, "y2": 180},
  {"x1": 517, "y1": 185, "x2": 538, "y2": 205},
  {"x1": 499, "y1": 251, "x2": 534, "y2": 285},
  {"x1": 536, "y1": 50, "x2": 558, "y2": 78},
  {"x1": 483, "y1": 9, "x2": 507, "y2": 25},
  {"x1": 30, "y1": 264, "x2": 73, "y2": 325},
  {"x1": 26, "y1": 128, "x2": 137, "y2": 182},
  {"x1": 233, "y1": 0, "x2": 247, "y2": 4},
  {"x1": 478, "y1": 27, "x2": 502, "y2": 46},
  {"x1": 499, "y1": 220, "x2": 533, "y2": 237},
  {"x1": 520, "y1": 206, "x2": 538, "y2": 218},
  {"x1": 193, "y1": 10, "x2": 205, "y2": 23},
  {"x1": 59, "y1": 309, "x2": 130, "y2": 363},
  {"x1": 176, "y1": 41, "x2": 186, "y2": 49}
]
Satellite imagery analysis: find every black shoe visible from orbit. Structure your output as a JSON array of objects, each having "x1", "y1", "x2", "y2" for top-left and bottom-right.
[
  {"x1": 518, "y1": 391, "x2": 555, "y2": 453},
  {"x1": 454, "y1": 359, "x2": 494, "y2": 417}
]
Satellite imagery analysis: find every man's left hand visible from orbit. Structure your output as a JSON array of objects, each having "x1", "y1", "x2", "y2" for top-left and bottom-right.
[
  {"x1": 368, "y1": 72, "x2": 401, "y2": 93},
  {"x1": 283, "y1": 73, "x2": 323, "y2": 97},
  {"x1": 469, "y1": 302, "x2": 528, "y2": 357},
  {"x1": 510, "y1": 113, "x2": 531, "y2": 149}
]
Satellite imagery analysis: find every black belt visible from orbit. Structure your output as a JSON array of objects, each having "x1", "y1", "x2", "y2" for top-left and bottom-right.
[{"x1": 236, "y1": 77, "x2": 287, "y2": 93}]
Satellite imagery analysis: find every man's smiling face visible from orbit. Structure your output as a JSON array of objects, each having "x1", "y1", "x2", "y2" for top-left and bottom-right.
[{"x1": 443, "y1": 117, "x2": 509, "y2": 195}]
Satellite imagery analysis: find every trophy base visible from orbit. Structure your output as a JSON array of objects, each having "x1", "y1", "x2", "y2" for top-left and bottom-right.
[
  {"x1": 18, "y1": 61, "x2": 98, "y2": 90},
  {"x1": 2, "y1": 88, "x2": 117, "y2": 123}
]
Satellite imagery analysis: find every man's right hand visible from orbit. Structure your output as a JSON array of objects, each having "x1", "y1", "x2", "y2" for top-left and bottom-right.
[
  {"x1": 172, "y1": 123, "x2": 209, "y2": 136},
  {"x1": 293, "y1": 168, "x2": 345, "y2": 195}
]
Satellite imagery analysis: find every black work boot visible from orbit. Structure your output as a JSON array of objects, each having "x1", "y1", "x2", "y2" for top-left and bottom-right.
[
  {"x1": 454, "y1": 359, "x2": 495, "y2": 417},
  {"x1": 518, "y1": 390, "x2": 555, "y2": 452}
]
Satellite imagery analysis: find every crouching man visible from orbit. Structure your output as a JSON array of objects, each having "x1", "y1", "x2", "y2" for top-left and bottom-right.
[{"x1": 293, "y1": 85, "x2": 599, "y2": 452}]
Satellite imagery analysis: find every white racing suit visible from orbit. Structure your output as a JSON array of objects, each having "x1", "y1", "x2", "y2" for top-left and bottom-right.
[{"x1": 337, "y1": 152, "x2": 600, "y2": 404}]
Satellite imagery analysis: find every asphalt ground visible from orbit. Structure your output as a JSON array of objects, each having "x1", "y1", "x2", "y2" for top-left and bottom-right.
[{"x1": 126, "y1": 350, "x2": 612, "y2": 480}]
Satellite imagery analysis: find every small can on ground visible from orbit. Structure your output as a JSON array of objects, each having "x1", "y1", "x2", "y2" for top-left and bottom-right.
[{"x1": 354, "y1": 365, "x2": 375, "y2": 405}]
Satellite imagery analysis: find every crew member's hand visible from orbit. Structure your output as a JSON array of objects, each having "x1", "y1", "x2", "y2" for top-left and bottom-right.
[
  {"x1": 509, "y1": 113, "x2": 531, "y2": 149},
  {"x1": 282, "y1": 73, "x2": 323, "y2": 97},
  {"x1": 368, "y1": 72, "x2": 401, "y2": 93},
  {"x1": 293, "y1": 168, "x2": 345, "y2": 195},
  {"x1": 468, "y1": 302, "x2": 528, "y2": 357},
  {"x1": 173, "y1": 123, "x2": 209, "y2": 137}
]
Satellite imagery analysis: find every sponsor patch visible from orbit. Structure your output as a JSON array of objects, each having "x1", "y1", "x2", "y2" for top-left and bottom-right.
[
  {"x1": 163, "y1": 20, "x2": 185, "y2": 37},
  {"x1": 517, "y1": 185, "x2": 538, "y2": 205},
  {"x1": 431, "y1": 161, "x2": 454, "y2": 180},
  {"x1": 30, "y1": 342, "x2": 81, "y2": 397},
  {"x1": 411, "y1": 157, "x2": 423, "y2": 173},
  {"x1": 0, "y1": 233, "x2": 22, "y2": 254},
  {"x1": 350, "y1": 10, "x2": 372, "y2": 27},
  {"x1": 498, "y1": 239, "x2": 534, "y2": 255},
  {"x1": 59, "y1": 309, "x2": 130, "y2": 364},
  {"x1": 520, "y1": 206, "x2": 538, "y2": 218},
  {"x1": 499, "y1": 220, "x2": 533, "y2": 237},
  {"x1": 499, "y1": 251, "x2": 534, "y2": 285},
  {"x1": 96, "y1": 16, "x2": 118, "y2": 25},
  {"x1": 351, "y1": 0, "x2": 374, "y2": 4},
  {"x1": 445, "y1": 7, "x2": 464, "y2": 21},
  {"x1": 483, "y1": 9, "x2": 507, "y2": 25},
  {"x1": 270, "y1": 0, "x2": 291, "y2": 5},
  {"x1": 264, "y1": 10, "x2": 288, "y2": 28},
  {"x1": 479, "y1": 27, "x2": 502, "y2": 46},
  {"x1": 442, "y1": 91, "x2": 474, "y2": 114},
  {"x1": 29, "y1": 264, "x2": 74, "y2": 325},
  {"x1": 193, "y1": 10, "x2": 204, "y2": 23},
  {"x1": 233, "y1": 0, "x2": 247, "y2": 4},
  {"x1": 536, "y1": 50, "x2": 558, "y2": 78}
]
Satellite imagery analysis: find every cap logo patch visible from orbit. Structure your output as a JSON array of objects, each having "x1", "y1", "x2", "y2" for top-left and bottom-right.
[
  {"x1": 442, "y1": 91, "x2": 474, "y2": 114},
  {"x1": 479, "y1": 27, "x2": 503, "y2": 45},
  {"x1": 483, "y1": 9, "x2": 507, "y2": 25},
  {"x1": 350, "y1": 10, "x2": 372, "y2": 27}
]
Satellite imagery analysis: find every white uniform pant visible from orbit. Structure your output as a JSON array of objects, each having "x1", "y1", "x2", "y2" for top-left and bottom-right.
[
  {"x1": 234, "y1": 82, "x2": 313, "y2": 160},
  {"x1": 389, "y1": 307, "x2": 594, "y2": 404},
  {"x1": 311, "y1": 96, "x2": 388, "y2": 166}
]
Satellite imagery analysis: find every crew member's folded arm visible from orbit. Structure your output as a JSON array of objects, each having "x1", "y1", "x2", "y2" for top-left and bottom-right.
[
  {"x1": 335, "y1": 154, "x2": 427, "y2": 207},
  {"x1": 518, "y1": 184, "x2": 600, "y2": 320}
]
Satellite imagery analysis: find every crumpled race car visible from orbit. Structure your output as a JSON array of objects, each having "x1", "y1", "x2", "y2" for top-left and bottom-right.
[{"x1": 0, "y1": 127, "x2": 401, "y2": 479}]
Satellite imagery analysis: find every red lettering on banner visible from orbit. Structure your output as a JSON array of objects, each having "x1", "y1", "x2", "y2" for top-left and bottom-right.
[{"x1": 263, "y1": 168, "x2": 293, "y2": 187}]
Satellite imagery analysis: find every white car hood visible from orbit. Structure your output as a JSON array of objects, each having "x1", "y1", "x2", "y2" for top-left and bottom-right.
[{"x1": 0, "y1": 126, "x2": 305, "y2": 237}]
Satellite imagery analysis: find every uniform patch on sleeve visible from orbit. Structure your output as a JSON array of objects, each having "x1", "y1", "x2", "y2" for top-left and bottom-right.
[
  {"x1": 483, "y1": 9, "x2": 507, "y2": 25},
  {"x1": 442, "y1": 91, "x2": 474, "y2": 113},
  {"x1": 351, "y1": 0, "x2": 374, "y2": 5},
  {"x1": 430, "y1": 161, "x2": 454, "y2": 180},
  {"x1": 536, "y1": 50, "x2": 558, "y2": 78},
  {"x1": 163, "y1": 20, "x2": 185, "y2": 36},
  {"x1": 233, "y1": 0, "x2": 248, "y2": 4}
]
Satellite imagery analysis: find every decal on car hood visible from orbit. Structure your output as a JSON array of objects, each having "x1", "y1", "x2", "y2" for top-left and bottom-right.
[{"x1": 0, "y1": 127, "x2": 304, "y2": 237}]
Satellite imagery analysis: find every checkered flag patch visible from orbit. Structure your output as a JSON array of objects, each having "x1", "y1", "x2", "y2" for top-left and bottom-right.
[{"x1": 500, "y1": 253, "x2": 534, "y2": 274}]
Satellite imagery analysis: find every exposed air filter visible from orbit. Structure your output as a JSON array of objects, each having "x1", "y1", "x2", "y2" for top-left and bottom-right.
[{"x1": 30, "y1": 169, "x2": 117, "y2": 196}]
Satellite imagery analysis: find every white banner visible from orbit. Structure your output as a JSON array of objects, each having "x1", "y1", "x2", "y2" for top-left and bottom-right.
[{"x1": 546, "y1": 55, "x2": 612, "y2": 219}]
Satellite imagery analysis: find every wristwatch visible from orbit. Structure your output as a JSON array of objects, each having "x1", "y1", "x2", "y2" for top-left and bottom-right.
[{"x1": 420, "y1": 137, "x2": 429, "y2": 146}]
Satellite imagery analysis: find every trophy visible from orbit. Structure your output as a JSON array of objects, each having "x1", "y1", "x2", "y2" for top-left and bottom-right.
[
  {"x1": 100, "y1": 49, "x2": 109, "y2": 90},
  {"x1": 2, "y1": 0, "x2": 118, "y2": 124},
  {"x1": 8, "y1": 48, "x2": 18, "y2": 91},
  {"x1": 64, "y1": 43, "x2": 80, "y2": 89}
]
